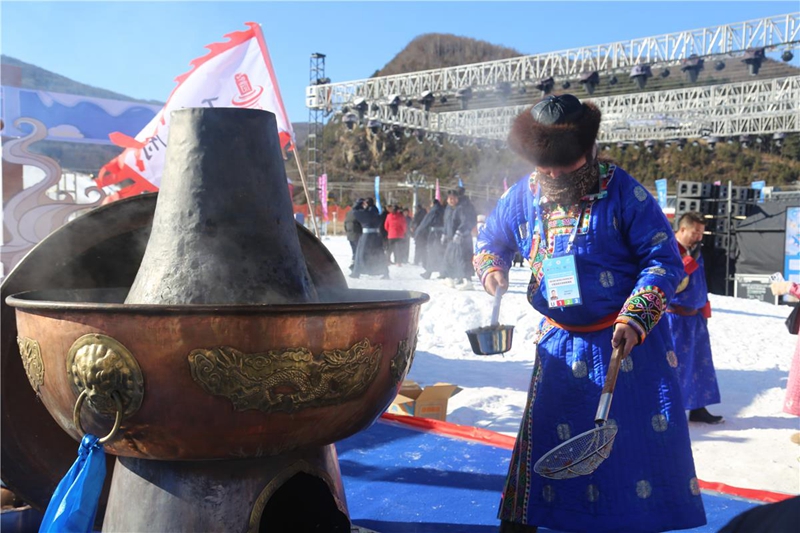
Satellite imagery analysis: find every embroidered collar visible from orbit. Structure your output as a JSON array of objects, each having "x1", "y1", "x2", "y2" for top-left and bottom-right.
[{"x1": 529, "y1": 164, "x2": 615, "y2": 205}]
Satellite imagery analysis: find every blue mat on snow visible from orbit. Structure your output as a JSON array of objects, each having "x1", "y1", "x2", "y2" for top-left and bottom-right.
[{"x1": 338, "y1": 419, "x2": 764, "y2": 533}]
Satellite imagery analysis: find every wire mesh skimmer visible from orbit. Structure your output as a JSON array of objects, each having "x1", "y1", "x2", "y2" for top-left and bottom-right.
[{"x1": 533, "y1": 341, "x2": 625, "y2": 479}]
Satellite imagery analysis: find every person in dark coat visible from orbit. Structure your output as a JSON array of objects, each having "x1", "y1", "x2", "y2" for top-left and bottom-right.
[
  {"x1": 442, "y1": 190, "x2": 476, "y2": 289},
  {"x1": 344, "y1": 198, "x2": 364, "y2": 269},
  {"x1": 415, "y1": 199, "x2": 445, "y2": 279},
  {"x1": 411, "y1": 204, "x2": 427, "y2": 265},
  {"x1": 351, "y1": 198, "x2": 389, "y2": 279},
  {"x1": 400, "y1": 208, "x2": 413, "y2": 264}
]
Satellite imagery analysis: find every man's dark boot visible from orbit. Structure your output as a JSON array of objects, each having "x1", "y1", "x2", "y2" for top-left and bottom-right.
[
  {"x1": 689, "y1": 407, "x2": 723, "y2": 424},
  {"x1": 499, "y1": 519, "x2": 537, "y2": 533}
]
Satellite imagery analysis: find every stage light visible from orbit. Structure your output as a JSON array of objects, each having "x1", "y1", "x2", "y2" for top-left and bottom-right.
[
  {"x1": 343, "y1": 113, "x2": 359, "y2": 130},
  {"x1": 579, "y1": 71, "x2": 600, "y2": 95},
  {"x1": 353, "y1": 98, "x2": 368, "y2": 120},
  {"x1": 616, "y1": 142, "x2": 627, "y2": 151},
  {"x1": 743, "y1": 48, "x2": 765, "y2": 75},
  {"x1": 496, "y1": 82, "x2": 512, "y2": 102},
  {"x1": 659, "y1": 68, "x2": 671, "y2": 79},
  {"x1": 739, "y1": 135, "x2": 751, "y2": 148},
  {"x1": 518, "y1": 84, "x2": 527, "y2": 94},
  {"x1": 675, "y1": 139, "x2": 687, "y2": 151},
  {"x1": 315, "y1": 77, "x2": 331, "y2": 85},
  {"x1": 707, "y1": 136, "x2": 720, "y2": 150},
  {"x1": 390, "y1": 125, "x2": 403, "y2": 140},
  {"x1": 419, "y1": 91, "x2": 435, "y2": 112},
  {"x1": 681, "y1": 55, "x2": 704, "y2": 83},
  {"x1": 367, "y1": 119, "x2": 381, "y2": 135},
  {"x1": 773, "y1": 132, "x2": 786, "y2": 148},
  {"x1": 714, "y1": 61, "x2": 726, "y2": 71},
  {"x1": 645, "y1": 140, "x2": 655, "y2": 153},
  {"x1": 456, "y1": 87, "x2": 473, "y2": 110},
  {"x1": 782, "y1": 50, "x2": 794, "y2": 62},
  {"x1": 562, "y1": 81, "x2": 571, "y2": 90},
  {"x1": 405, "y1": 99, "x2": 413, "y2": 107},
  {"x1": 439, "y1": 95, "x2": 448, "y2": 104},
  {"x1": 535, "y1": 77, "x2": 555, "y2": 96},
  {"x1": 608, "y1": 75, "x2": 618, "y2": 86},
  {"x1": 629, "y1": 64, "x2": 652, "y2": 89},
  {"x1": 387, "y1": 94, "x2": 401, "y2": 116},
  {"x1": 414, "y1": 129, "x2": 425, "y2": 144},
  {"x1": 370, "y1": 103, "x2": 380, "y2": 113},
  {"x1": 426, "y1": 132, "x2": 444, "y2": 147},
  {"x1": 691, "y1": 140, "x2": 699, "y2": 147}
]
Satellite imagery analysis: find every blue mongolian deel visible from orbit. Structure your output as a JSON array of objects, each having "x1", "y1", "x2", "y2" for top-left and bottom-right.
[{"x1": 0, "y1": 86, "x2": 160, "y2": 145}]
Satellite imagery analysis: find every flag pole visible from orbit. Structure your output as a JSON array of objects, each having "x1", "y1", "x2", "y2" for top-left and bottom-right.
[{"x1": 292, "y1": 149, "x2": 320, "y2": 238}]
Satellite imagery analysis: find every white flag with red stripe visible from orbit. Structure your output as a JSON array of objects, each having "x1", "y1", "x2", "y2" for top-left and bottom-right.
[{"x1": 97, "y1": 22, "x2": 295, "y2": 201}]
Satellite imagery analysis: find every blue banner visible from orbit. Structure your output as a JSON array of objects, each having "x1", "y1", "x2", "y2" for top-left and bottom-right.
[
  {"x1": 785, "y1": 207, "x2": 800, "y2": 285},
  {"x1": 374, "y1": 176, "x2": 382, "y2": 214},
  {"x1": 750, "y1": 180, "x2": 766, "y2": 203},
  {"x1": 655, "y1": 179, "x2": 668, "y2": 209},
  {"x1": 1, "y1": 86, "x2": 160, "y2": 145}
]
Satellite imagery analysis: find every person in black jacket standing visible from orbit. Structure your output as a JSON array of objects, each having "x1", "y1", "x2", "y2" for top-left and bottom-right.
[
  {"x1": 351, "y1": 198, "x2": 390, "y2": 279},
  {"x1": 415, "y1": 199, "x2": 445, "y2": 279},
  {"x1": 442, "y1": 190, "x2": 477, "y2": 289},
  {"x1": 411, "y1": 204, "x2": 428, "y2": 265},
  {"x1": 344, "y1": 198, "x2": 364, "y2": 270}
]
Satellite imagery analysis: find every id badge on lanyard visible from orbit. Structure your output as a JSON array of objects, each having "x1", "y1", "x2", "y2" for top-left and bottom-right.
[{"x1": 541, "y1": 201, "x2": 585, "y2": 308}]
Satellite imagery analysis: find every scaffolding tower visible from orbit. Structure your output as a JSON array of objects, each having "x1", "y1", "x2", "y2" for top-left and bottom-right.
[{"x1": 307, "y1": 53, "x2": 327, "y2": 216}]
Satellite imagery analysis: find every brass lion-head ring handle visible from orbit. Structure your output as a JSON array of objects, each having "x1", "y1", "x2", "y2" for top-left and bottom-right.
[
  {"x1": 66, "y1": 333, "x2": 145, "y2": 445},
  {"x1": 73, "y1": 389, "x2": 123, "y2": 444}
]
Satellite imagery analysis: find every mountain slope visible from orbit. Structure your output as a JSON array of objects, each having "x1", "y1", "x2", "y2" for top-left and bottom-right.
[{"x1": 374, "y1": 33, "x2": 522, "y2": 77}]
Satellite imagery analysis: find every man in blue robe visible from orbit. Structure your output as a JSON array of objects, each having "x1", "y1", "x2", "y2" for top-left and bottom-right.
[
  {"x1": 667, "y1": 212, "x2": 723, "y2": 424},
  {"x1": 474, "y1": 94, "x2": 706, "y2": 532}
]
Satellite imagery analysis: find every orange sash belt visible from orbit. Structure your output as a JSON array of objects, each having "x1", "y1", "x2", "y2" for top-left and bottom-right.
[
  {"x1": 545, "y1": 311, "x2": 619, "y2": 333},
  {"x1": 667, "y1": 304, "x2": 700, "y2": 316}
]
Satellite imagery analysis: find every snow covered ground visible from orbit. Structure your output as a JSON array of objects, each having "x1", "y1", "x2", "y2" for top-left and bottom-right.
[{"x1": 319, "y1": 235, "x2": 800, "y2": 495}]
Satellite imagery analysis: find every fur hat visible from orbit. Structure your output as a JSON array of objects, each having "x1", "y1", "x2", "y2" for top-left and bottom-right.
[{"x1": 507, "y1": 94, "x2": 602, "y2": 167}]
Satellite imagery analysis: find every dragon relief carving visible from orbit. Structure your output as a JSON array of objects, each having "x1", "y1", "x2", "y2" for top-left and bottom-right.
[
  {"x1": 17, "y1": 336, "x2": 44, "y2": 393},
  {"x1": 188, "y1": 338, "x2": 382, "y2": 413},
  {"x1": 389, "y1": 335, "x2": 418, "y2": 386}
]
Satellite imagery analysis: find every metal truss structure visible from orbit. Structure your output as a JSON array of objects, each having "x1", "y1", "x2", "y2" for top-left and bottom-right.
[
  {"x1": 306, "y1": 13, "x2": 799, "y2": 110},
  {"x1": 361, "y1": 75, "x2": 800, "y2": 143}
]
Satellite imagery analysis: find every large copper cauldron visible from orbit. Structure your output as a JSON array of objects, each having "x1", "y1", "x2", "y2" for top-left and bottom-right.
[
  {"x1": 9, "y1": 286, "x2": 424, "y2": 460},
  {"x1": 3, "y1": 108, "x2": 429, "y2": 532}
]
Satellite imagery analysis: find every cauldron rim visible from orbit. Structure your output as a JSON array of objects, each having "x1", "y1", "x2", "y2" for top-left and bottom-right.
[{"x1": 6, "y1": 287, "x2": 430, "y2": 315}]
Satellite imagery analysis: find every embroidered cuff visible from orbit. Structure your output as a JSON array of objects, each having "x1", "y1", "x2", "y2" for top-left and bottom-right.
[
  {"x1": 616, "y1": 285, "x2": 667, "y2": 344},
  {"x1": 473, "y1": 252, "x2": 509, "y2": 286}
]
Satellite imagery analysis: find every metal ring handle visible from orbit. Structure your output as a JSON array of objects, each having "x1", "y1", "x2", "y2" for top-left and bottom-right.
[{"x1": 72, "y1": 389, "x2": 123, "y2": 444}]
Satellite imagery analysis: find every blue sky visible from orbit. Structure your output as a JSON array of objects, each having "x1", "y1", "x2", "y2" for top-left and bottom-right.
[{"x1": 2, "y1": 1, "x2": 797, "y2": 122}]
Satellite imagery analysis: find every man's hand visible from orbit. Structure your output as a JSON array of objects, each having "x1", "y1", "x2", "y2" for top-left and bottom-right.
[
  {"x1": 483, "y1": 271, "x2": 509, "y2": 296},
  {"x1": 771, "y1": 280, "x2": 794, "y2": 296},
  {"x1": 612, "y1": 323, "x2": 638, "y2": 359}
]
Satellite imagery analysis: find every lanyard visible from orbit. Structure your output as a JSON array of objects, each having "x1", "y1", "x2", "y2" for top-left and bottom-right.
[{"x1": 530, "y1": 182, "x2": 586, "y2": 256}]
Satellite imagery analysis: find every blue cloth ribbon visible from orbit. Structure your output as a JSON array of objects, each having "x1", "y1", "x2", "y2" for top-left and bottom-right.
[{"x1": 39, "y1": 434, "x2": 106, "y2": 533}]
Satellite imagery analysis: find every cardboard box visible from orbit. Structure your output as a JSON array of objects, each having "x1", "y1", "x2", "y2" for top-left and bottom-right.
[{"x1": 386, "y1": 380, "x2": 462, "y2": 421}]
